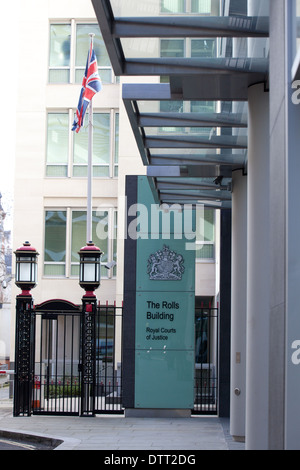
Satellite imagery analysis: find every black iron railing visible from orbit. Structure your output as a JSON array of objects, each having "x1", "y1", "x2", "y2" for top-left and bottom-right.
[
  {"x1": 14, "y1": 300, "x2": 218, "y2": 417},
  {"x1": 193, "y1": 306, "x2": 218, "y2": 415}
]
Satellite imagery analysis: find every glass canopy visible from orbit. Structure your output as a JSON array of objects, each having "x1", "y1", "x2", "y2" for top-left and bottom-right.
[{"x1": 92, "y1": 0, "x2": 270, "y2": 208}]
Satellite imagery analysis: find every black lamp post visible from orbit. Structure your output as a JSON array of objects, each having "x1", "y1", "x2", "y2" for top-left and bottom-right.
[
  {"x1": 14, "y1": 241, "x2": 39, "y2": 295},
  {"x1": 13, "y1": 242, "x2": 39, "y2": 417},
  {"x1": 78, "y1": 241, "x2": 102, "y2": 297},
  {"x1": 78, "y1": 241, "x2": 102, "y2": 417}
]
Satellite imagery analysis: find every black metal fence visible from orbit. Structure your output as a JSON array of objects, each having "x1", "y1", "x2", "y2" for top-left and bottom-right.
[
  {"x1": 193, "y1": 307, "x2": 218, "y2": 415},
  {"x1": 94, "y1": 303, "x2": 123, "y2": 414},
  {"x1": 29, "y1": 300, "x2": 123, "y2": 416},
  {"x1": 32, "y1": 300, "x2": 81, "y2": 415},
  {"x1": 14, "y1": 299, "x2": 218, "y2": 417}
]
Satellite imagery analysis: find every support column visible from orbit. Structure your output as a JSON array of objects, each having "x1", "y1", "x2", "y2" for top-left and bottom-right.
[
  {"x1": 268, "y1": 0, "x2": 286, "y2": 450},
  {"x1": 230, "y1": 169, "x2": 247, "y2": 440},
  {"x1": 284, "y1": 0, "x2": 300, "y2": 450},
  {"x1": 218, "y1": 209, "x2": 231, "y2": 418},
  {"x1": 246, "y1": 83, "x2": 270, "y2": 449},
  {"x1": 81, "y1": 295, "x2": 97, "y2": 417},
  {"x1": 14, "y1": 294, "x2": 35, "y2": 417}
]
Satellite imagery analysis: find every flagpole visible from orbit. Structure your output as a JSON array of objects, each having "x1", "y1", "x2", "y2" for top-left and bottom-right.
[{"x1": 87, "y1": 33, "x2": 95, "y2": 243}]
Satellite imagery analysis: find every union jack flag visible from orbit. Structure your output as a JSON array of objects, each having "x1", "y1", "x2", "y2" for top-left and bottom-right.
[{"x1": 72, "y1": 43, "x2": 102, "y2": 133}]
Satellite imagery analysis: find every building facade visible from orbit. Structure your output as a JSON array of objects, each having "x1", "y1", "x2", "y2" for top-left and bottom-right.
[
  {"x1": 12, "y1": 0, "x2": 219, "y2": 306},
  {"x1": 17, "y1": 0, "x2": 300, "y2": 452},
  {"x1": 11, "y1": 0, "x2": 220, "y2": 415},
  {"x1": 89, "y1": 0, "x2": 300, "y2": 451}
]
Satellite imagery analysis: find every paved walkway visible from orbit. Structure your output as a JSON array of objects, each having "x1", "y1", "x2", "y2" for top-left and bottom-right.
[{"x1": 0, "y1": 400, "x2": 244, "y2": 451}]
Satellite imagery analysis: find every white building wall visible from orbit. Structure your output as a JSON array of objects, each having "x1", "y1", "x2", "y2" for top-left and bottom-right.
[{"x1": 11, "y1": 0, "x2": 219, "y2": 362}]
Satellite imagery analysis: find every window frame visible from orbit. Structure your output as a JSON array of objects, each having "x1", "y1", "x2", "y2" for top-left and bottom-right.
[
  {"x1": 160, "y1": 0, "x2": 213, "y2": 15},
  {"x1": 160, "y1": 0, "x2": 185, "y2": 14},
  {"x1": 195, "y1": 208, "x2": 215, "y2": 262},
  {"x1": 45, "y1": 109, "x2": 119, "y2": 179},
  {"x1": 44, "y1": 209, "x2": 68, "y2": 277},
  {"x1": 43, "y1": 207, "x2": 117, "y2": 279},
  {"x1": 48, "y1": 20, "x2": 115, "y2": 85}
]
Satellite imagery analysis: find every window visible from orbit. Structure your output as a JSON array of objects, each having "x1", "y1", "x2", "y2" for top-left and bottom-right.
[
  {"x1": 44, "y1": 211, "x2": 67, "y2": 276},
  {"x1": 161, "y1": 0, "x2": 185, "y2": 14},
  {"x1": 191, "y1": 39, "x2": 216, "y2": 58},
  {"x1": 49, "y1": 22, "x2": 113, "y2": 84},
  {"x1": 75, "y1": 24, "x2": 111, "y2": 84},
  {"x1": 191, "y1": 101, "x2": 215, "y2": 113},
  {"x1": 46, "y1": 113, "x2": 69, "y2": 177},
  {"x1": 114, "y1": 113, "x2": 119, "y2": 177},
  {"x1": 159, "y1": 100, "x2": 184, "y2": 133},
  {"x1": 160, "y1": 38, "x2": 216, "y2": 60},
  {"x1": 158, "y1": 100, "x2": 216, "y2": 135},
  {"x1": 46, "y1": 111, "x2": 119, "y2": 178},
  {"x1": 160, "y1": 39, "x2": 184, "y2": 58},
  {"x1": 160, "y1": 0, "x2": 212, "y2": 14},
  {"x1": 191, "y1": 0, "x2": 212, "y2": 14},
  {"x1": 196, "y1": 208, "x2": 215, "y2": 260},
  {"x1": 71, "y1": 210, "x2": 109, "y2": 277},
  {"x1": 49, "y1": 24, "x2": 71, "y2": 83},
  {"x1": 73, "y1": 113, "x2": 110, "y2": 177},
  {"x1": 44, "y1": 209, "x2": 117, "y2": 278},
  {"x1": 190, "y1": 100, "x2": 216, "y2": 136},
  {"x1": 159, "y1": 36, "x2": 216, "y2": 136}
]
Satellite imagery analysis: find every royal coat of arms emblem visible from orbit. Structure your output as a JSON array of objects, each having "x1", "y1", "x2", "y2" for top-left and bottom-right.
[{"x1": 147, "y1": 245, "x2": 185, "y2": 280}]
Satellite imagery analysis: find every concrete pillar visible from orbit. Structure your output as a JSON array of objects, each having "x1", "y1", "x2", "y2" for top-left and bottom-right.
[
  {"x1": 284, "y1": 0, "x2": 300, "y2": 450},
  {"x1": 268, "y1": 0, "x2": 286, "y2": 450},
  {"x1": 230, "y1": 31, "x2": 248, "y2": 438},
  {"x1": 230, "y1": 8, "x2": 248, "y2": 438},
  {"x1": 246, "y1": 83, "x2": 270, "y2": 450},
  {"x1": 230, "y1": 169, "x2": 247, "y2": 440}
]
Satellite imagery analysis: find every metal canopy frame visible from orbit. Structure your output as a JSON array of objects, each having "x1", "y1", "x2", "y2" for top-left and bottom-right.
[
  {"x1": 91, "y1": 0, "x2": 270, "y2": 208},
  {"x1": 112, "y1": 16, "x2": 269, "y2": 39}
]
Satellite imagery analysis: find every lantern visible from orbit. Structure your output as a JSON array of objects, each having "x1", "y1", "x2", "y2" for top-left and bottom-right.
[
  {"x1": 14, "y1": 242, "x2": 39, "y2": 294},
  {"x1": 79, "y1": 241, "x2": 102, "y2": 295}
]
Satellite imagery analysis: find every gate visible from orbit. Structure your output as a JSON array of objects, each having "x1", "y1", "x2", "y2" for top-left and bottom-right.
[
  {"x1": 193, "y1": 306, "x2": 218, "y2": 415},
  {"x1": 14, "y1": 298, "x2": 217, "y2": 416},
  {"x1": 94, "y1": 303, "x2": 123, "y2": 414},
  {"x1": 33, "y1": 300, "x2": 81, "y2": 415},
  {"x1": 30, "y1": 300, "x2": 123, "y2": 416}
]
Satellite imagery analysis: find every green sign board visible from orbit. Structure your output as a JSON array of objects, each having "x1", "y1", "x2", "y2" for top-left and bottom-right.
[
  {"x1": 136, "y1": 292, "x2": 194, "y2": 350},
  {"x1": 135, "y1": 349, "x2": 194, "y2": 409},
  {"x1": 136, "y1": 240, "x2": 195, "y2": 292},
  {"x1": 133, "y1": 176, "x2": 196, "y2": 410}
]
